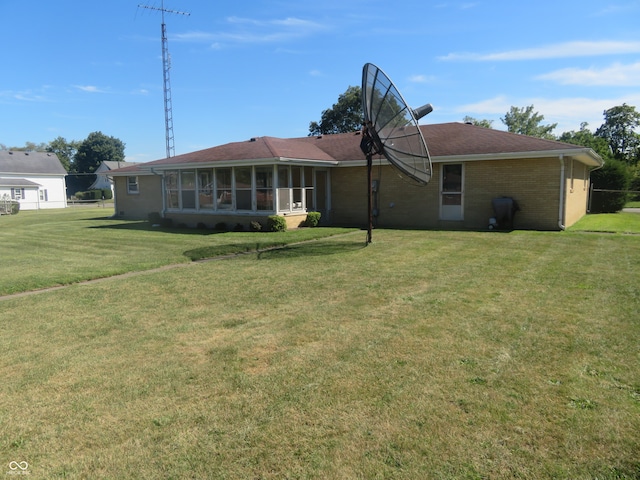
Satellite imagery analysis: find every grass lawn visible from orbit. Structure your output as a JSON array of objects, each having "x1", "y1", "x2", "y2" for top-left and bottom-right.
[
  {"x1": 1, "y1": 208, "x2": 639, "y2": 479},
  {"x1": 570, "y1": 211, "x2": 640, "y2": 234}
]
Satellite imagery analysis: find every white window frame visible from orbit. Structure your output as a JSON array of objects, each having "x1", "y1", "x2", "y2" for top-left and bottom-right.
[{"x1": 127, "y1": 176, "x2": 139, "y2": 194}]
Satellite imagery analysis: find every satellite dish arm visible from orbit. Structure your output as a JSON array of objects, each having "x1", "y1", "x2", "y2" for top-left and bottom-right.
[{"x1": 412, "y1": 103, "x2": 433, "y2": 121}]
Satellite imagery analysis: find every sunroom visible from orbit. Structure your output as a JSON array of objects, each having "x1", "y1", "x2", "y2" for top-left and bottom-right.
[{"x1": 160, "y1": 163, "x2": 330, "y2": 221}]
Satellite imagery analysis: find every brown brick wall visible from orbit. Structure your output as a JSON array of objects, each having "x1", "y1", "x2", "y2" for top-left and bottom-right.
[
  {"x1": 329, "y1": 157, "x2": 585, "y2": 231},
  {"x1": 114, "y1": 175, "x2": 163, "y2": 219}
]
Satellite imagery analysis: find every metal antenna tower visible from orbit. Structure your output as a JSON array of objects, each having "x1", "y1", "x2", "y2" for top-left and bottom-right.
[{"x1": 138, "y1": 2, "x2": 190, "y2": 158}]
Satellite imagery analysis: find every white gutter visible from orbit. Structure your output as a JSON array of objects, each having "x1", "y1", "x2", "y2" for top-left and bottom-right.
[{"x1": 558, "y1": 155, "x2": 565, "y2": 231}]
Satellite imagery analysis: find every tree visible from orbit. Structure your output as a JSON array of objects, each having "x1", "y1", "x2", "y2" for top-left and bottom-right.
[
  {"x1": 501, "y1": 105, "x2": 557, "y2": 139},
  {"x1": 0, "y1": 141, "x2": 48, "y2": 152},
  {"x1": 557, "y1": 123, "x2": 612, "y2": 161},
  {"x1": 74, "y1": 131, "x2": 125, "y2": 174},
  {"x1": 463, "y1": 116, "x2": 493, "y2": 128},
  {"x1": 47, "y1": 136, "x2": 80, "y2": 172},
  {"x1": 590, "y1": 158, "x2": 631, "y2": 213},
  {"x1": 309, "y1": 86, "x2": 362, "y2": 136},
  {"x1": 595, "y1": 103, "x2": 640, "y2": 166}
]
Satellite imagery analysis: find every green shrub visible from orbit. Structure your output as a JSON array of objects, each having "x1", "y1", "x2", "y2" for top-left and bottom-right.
[
  {"x1": 305, "y1": 211, "x2": 321, "y2": 227},
  {"x1": 250, "y1": 221, "x2": 263, "y2": 232},
  {"x1": 11, "y1": 201, "x2": 20, "y2": 215},
  {"x1": 267, "y1": 215, "x2": 287, "y2": 232},
  {"x1": 101, "y1": 188, "x2": 113, "y2": 200},
  {"x1": 75, "y1": 189, "x2": 110, "y2": 201},
  {"x1": 590, "y1": 158, "x2": 631, "y2": 213}
]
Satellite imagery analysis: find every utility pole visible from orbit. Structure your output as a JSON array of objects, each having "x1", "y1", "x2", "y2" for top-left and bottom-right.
[{"x1": 138, "y1": 2, "x2": 190, "y2": 158}]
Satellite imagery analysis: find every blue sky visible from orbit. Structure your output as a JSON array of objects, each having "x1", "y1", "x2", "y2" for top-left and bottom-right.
[{"x1": 1, "y1": 0, "x2": 639, "y2": 162}]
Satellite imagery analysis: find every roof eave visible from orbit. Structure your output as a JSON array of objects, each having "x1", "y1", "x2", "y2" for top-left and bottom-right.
[
  {"x1": 119, "y1": 157, "x2": 339, "y2": 173},
  {"x1": 432, "y1": 148, "x2": 604, "y2": 167}
]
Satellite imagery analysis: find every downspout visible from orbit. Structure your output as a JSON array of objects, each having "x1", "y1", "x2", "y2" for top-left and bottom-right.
[{"x1": 558, "y1": 154, "x2": 566, "y2": 231}]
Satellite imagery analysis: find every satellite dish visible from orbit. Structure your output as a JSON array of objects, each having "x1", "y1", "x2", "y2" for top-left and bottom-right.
[{"x1": 360, "y1": 62, "x2": 433, "y2": 242}]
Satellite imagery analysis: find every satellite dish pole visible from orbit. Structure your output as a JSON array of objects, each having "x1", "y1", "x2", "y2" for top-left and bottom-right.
[
  {"x1": 360, "y1": 63, "x2": 433, "y2": 244},
  {"x1": 138, "y1": 1, "x2": 190, "y2": 158}
]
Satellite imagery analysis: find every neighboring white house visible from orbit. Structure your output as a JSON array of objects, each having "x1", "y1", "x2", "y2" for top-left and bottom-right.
[
  {"x1": 0, "y1": 151, "x2": 67, "y2": 210},
  {"x1": 88, "y1": 161, "x2": 139, "y2": 197}
]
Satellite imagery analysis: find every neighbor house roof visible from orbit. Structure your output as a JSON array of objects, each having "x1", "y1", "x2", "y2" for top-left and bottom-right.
[
  {"x1": 0, "y1": 151, "x2": 67, "y2": 175},
  {"x1": 99, "y1": 161, "x2": 139, "y2": 171},
  {"x1": 110, "y1": 122, "x2": 604, "y2": 175},
  {"x1": 0, "y1": 178, "x2": 41, "y2": 187}
]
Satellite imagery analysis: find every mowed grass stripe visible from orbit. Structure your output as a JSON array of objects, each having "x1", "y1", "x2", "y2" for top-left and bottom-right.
[{"x1": 1, "y1": 210, "x2": 638, "y2": 478}]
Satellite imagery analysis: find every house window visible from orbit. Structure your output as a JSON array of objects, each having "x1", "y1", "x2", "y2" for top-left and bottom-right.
[
  {"x1": 11, "y1": 188, "x2": 23, "y2": 200},
  {"x1": 235, "y1": 167, "x2": 252, "y2": 211},
  {"x1": 198, "y1": 170, "x2": 214, "y2": 209},
  {"x1": 216, "y1": 168, "x2": 232, "y2": 210},
  {"x1": 127, "y1": 176, "x2": 139, "y2": 194},
  {"x1": 256, "y1": 166, "x2": 274, "y2": 210}
]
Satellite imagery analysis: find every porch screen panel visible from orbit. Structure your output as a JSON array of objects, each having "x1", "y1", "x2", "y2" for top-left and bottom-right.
[
  {"x1": 165, "y1": 171, "x2": 179, "y2": 209},
  {"x1": 198, "y1": 170, "x2": 214, "y2": 209},
  {"x1": 181, "y1": 170, "x2": 196, "y2": 209},
  {"x1": 304, "y1": 167, "x2": 314, "y2": 210},
  {"x1": 235, "y1": 167, "x2": 252, "y2": 211},
  {"x1": 277, "y1": 166, "x2": 290, "y2": 211},
  {"x1": 216, "y1": 168, "x2": 232, "y2": 210},
  {"x1": 292, "y1": 166, "x2": 303, "y2": 210},
  {"x1": 256, "y1": 166, "x2": 273, "y2": 211}
]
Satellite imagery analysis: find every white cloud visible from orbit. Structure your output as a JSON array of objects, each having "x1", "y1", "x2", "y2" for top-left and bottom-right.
[
  {"x1": 75, "y1": 85, "x2": 109, "y2": 93},
  {"x1": 177, "y1": 16, "x2": 328, "y2": 48},
  {"x1": 536, "y1": 62, "x2": 640, "y2": 86},
  {"x1": 439, "y1": 40, "x2": 640, "y2": 61},
  {"x1": 456, "y1": 93, "x2": 640, "y2": 132},
  {"x1": 408, "y1": 74, "x2": 437, "y2": 83}
]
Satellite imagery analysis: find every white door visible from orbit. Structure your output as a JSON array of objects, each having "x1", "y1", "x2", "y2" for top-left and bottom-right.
[{"x1": 440, "y1": 163, "x2": 464, "y2": 221}]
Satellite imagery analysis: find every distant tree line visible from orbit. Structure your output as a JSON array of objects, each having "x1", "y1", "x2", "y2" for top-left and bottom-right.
[{"x1": 1, "y1": 131, "x2": 126, "y2": 194}]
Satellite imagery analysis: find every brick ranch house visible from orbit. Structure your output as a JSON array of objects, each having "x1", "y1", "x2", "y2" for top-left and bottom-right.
[{"x1": 109, "y1": 122, "x2": 604, "y2": 231}]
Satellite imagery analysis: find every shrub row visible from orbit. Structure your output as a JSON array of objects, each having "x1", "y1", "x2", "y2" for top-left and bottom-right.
[
  {"x1": 74, "y1": 189, "x2": 113, "y2": 201},
  {"x1": 0, "y1": 199, "x2": 20, "y2": 215},
  {"x1": 146, "y1": 212, "x2": 321, "y2": 232}
]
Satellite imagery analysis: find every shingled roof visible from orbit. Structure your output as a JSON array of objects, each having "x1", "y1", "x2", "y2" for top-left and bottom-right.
[
  {"x1": 112, "y1": 122, "x2": 603, "y2": 174},
  {"x1": 0, "y1": 151, "x2": 66, "y2": 175}
]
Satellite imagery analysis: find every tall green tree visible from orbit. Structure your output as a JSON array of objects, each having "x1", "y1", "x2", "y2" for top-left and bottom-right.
[
  {"x1": 309, "y1": 86, "x2": 362, "y2": 135},
  {"x1": 501, "y1": 105, "x2": 557, "y2": 139},
  {"x1": 557, "y1": 123, "x2": 612, "y2": 161},
  {"x1": 595, "y1": 103, "x2": 640, "y2": 165},
  {"x1": 47, "y1": 136, "x2": 80, "y2": 172},
  {"x1": 73, "y1": 131, "x2": 125, "y2": 174}
]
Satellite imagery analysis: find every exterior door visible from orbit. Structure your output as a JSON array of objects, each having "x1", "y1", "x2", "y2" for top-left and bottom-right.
[{"x1": 440, "y1": 163, "x2": 464, "y2": 221}]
